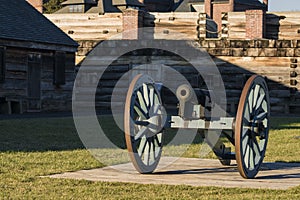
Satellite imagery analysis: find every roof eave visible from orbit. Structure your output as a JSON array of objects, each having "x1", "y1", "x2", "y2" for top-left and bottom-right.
[{"x1": 0, "y1": 38, "x2": 78, "y2": 52}]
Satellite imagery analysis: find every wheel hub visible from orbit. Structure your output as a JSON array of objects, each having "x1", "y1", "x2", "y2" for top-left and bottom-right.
[
  {"x1": 146, "y1": 104, "x2": 165, "y2": 137},
  {"x1": 249, "y1": 119, "x2": 265, "y2": 139}
]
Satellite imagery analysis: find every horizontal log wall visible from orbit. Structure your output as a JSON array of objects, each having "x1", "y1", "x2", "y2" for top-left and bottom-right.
[
  {"x1": 0, "y1": 47, "x2": 75, "y2": 113},
  {"x1": 144, "y1": 12, "x2": 201, "y2": 40},
  {"x1": 45, "y1": 12, "x2": 201, "y2": 42},
  {"x1": 266, "y1": 12, "x2": 300, "y2": 40},
  {"x1": 75, "y1": 39, "x2": 300, "y2": 115},
  {"x1": 46, "y1": 11, "x2": 300, "y2": 42},
  {"x1": 45, "y1": 12, "x2": 300, "y2": 115},
  {"x1": 227, "y1": 12, "x2": 246, "y2": 39},
  {"x1": 45, "y1": 13, "x2": 123, "y2": 41},
  {"x1": 226, "y1": 11, "x2": 300, "y2": 40},
  {"x1": 199, "y1": 39, "x2": 300, "y2": 114},
  {"x1": 46, "y1": 12, "x2": 207, "y2": 64},
  {"x1": 41, "y1": 52, "x2": 75, "y2": 112}
]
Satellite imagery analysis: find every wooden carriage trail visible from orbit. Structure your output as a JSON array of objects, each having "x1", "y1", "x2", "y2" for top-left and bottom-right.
[{"x1": 49, "y1": 157, "x2": 300, "y2": 190}]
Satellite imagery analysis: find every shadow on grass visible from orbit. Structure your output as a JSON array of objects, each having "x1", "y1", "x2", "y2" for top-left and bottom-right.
[
  {"x1": 0, "y1": 115, "x2": 131, "y2": 152},
  {"x1": 270, "y1": 117, "x2": 300, "y2": 130},
  {"x1": 1, "y1": 115, "x2": 299, "y2": 154},
  {"x1": 153, "y1": 162, "x2": 300, "y2": 180},
  {"x1": 0, "y1": 117, "x2": 85, "y2": 152},
  {"x1": 154, "y1": 166, "x2": 237, "y2": 175}
]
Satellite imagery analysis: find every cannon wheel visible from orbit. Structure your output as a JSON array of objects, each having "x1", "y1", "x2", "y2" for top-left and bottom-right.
[
  {"x1": 124, "y1": 74, "x2": 164, "y2": 173},
  {"x1": 235, "y1": 75, "x2": 270, "y2": 179}
]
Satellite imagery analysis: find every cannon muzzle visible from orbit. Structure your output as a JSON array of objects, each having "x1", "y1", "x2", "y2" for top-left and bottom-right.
[{"x1": 176, "y1": 84, "x2": 194, "y2": 103}]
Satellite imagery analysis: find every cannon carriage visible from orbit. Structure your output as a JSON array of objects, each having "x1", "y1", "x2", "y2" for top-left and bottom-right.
[{"x1": 124, "y1": 73, "x2": 270, "y2": 179}]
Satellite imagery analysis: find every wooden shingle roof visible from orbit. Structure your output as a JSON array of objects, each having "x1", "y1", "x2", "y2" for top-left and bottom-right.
[{"x1": 0, "y1": 0, "x2": 78, "y2": 48}]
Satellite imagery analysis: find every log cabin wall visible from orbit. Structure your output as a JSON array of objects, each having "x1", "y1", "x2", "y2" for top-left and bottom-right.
[
  {"x1": 41, "y1": 51, "x2": 75, "y2": 112},
  {"x1": 225, "y1": 12, "x2": 300, "y2": 40},
  {"x1": 45, "y1": 12, "x2": 217, "y2": 64},
  {"x1": 45, "y1": 12, "x2": 300, "y2": 115},
  {"x1": 199, "y1": 39, "x2": 300, "y2": 115},
  {"x1": 0, "y1": 46, "x2": 75, "y2": 113},
  {"x1": 76, "y1": 39, "x2": 300, "y2": 116},
  {"x1": 45, "y1": 13, "x2": 123, "y2": 64}
]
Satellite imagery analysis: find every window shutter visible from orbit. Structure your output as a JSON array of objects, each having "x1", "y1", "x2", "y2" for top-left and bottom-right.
[
  {"x1": 0, "y1": 47, "x2": 5, "y2": 82},
  {"x1": 54, "y1": 51, "x2": 66, "y2": 85}
]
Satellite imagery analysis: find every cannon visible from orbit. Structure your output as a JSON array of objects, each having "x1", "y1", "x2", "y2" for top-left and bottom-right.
[{"x1": 124, "y1": 74, "x2": 270, "y2": 179}]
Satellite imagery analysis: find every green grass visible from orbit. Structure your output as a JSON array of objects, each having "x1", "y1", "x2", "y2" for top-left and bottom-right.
[{"x1": 0, "y1": 116, "x2": 299, "y2": 199}]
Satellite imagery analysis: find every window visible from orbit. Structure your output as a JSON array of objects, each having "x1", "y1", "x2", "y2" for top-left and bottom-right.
[
  {"x1": 0, "y1": 47, "x2": 5, "y2": 83},
  {"x1": 69, "y1": 5, "x2": 83, "y2": 13},
  {"x1": 54, "y1": 51, "x2": 66, "y2": 85}
]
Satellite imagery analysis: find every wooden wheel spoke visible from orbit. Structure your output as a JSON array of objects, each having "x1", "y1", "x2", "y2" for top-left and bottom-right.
[
  {"x1": 253, "y1": 85, "x2": 260, "y2": 109},
  {"x1": 155, "y1": 134, "x2": 162, "y2": 147},
  {"x1": 153, "y1": 136, "x2": 159, "y2": 158},
  {"x1": 149, "y1": 87, "x2": 154, "y2": 107},
  {"x1": 262, "y1": 99, "x2": 268, "y2": 113},
  {"x1": 135, "y1": 120, "x2": 149, "y2": 127},
  {"x1": 256, "y1": 111, "x2": 268, "y2": 121},
  {"x1": 134, "y1": 103, "x2": 148, "y2": 119},
  {"x1": 143, "y1": 140, "x2": 150, "y2": 165},
  {"x1": 243, "y1": 117, "x2": 250, "y2": 126},
  {"x1": 154, "y1": 93, "x2": 160, "y2": 105},
  {"x1": 150, "y1": 139, "x2": 155, "y2": 163},
  {"x1": 244, "y1": 144, "x2": 250, "y2": 168},
  {"x1": 153, "y1": 104, "x2": 160, "y2": 114},
  {"x1": 249, "y1": 144, "x2": 254, "y2": 169},
  {"x1": 255, "y1": 92, "x2": 265, "y2": 111},
  {"x1": 248, "y1": 88, "x2": 254, "y2": 114},
  {"x1": 252, "y1": 138, "x2": 262, "y2": 164},
  {"x1": 242, "y1": 135, "x2": 249, "y2": 156},
  {"x1": 147, "y1": 122, "x2": 160, "y2": 130},
  {"x1": 242, "y1": 126, "x2": 250, "y2": 139},
  {"x1": 134, "y1": 127, "x2": 148, "y2": 140},
  {"x1": 143, "y1": 83, "x2": 150, "y2": 108},
  {"x1": 137, "y1": 90, "x2": 148, "y2": 114},
  {"x1": 137, "y1": 137, "x2": 147, "y2": 156},
  {"x1": 244, "y1": 103, "x2": 251, "y2": 122}
]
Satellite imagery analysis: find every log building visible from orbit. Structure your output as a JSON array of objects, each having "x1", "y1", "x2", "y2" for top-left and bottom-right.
[{"x1": 0, "y1": 0, "x2": 78, "y2": 114}]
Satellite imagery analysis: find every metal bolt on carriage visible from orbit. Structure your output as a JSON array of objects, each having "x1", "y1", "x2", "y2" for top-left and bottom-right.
[{"x1": 124, "y1": 73, "x2": 270, "y2": 179}]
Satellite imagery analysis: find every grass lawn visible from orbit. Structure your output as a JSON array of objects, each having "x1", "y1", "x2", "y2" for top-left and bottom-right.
[{"x1": 0, "y1": 116, "x2": 299, "y2": 199}]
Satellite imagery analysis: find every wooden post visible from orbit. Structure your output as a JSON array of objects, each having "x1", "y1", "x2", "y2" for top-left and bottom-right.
[
  {"x1": 221, "y1": 12, "x2": 229, "y2": 38},
  {"x1": 198, "y1": 13, "x2": 207, "y2": 39}
]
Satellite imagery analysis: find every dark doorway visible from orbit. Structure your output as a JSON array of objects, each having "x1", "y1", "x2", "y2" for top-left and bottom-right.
[{"x1": 27, "y1": 53, "x2": 41, "y2": 111}]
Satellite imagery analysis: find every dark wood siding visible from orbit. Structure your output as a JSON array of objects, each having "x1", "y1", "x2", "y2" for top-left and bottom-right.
[{"x1": 0, "y1": 47, "x2": 5, "y2": 82}]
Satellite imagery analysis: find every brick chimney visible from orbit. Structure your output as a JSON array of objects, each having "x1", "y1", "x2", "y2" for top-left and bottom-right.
[
  {"x1": 122, "y1": 8, "x2": 144, "y2": 39},
  {"x1": 204, "y1": 0, "x2": 212, "y2": 17},
  {"x1": 27, "y1": 0, "x2": 43, "y2": 13},
  {"x1": 263, "y1": 0, "x2": 268, "y2": 11},
  {"x1": 245, "y1": 10, "x2": 265, "y2": 39}
]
